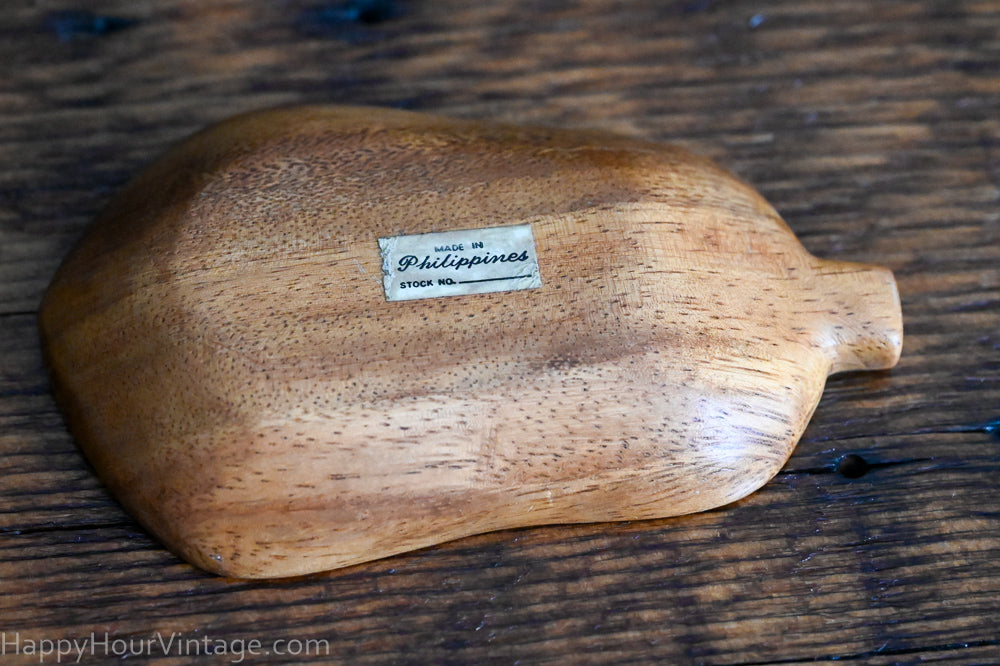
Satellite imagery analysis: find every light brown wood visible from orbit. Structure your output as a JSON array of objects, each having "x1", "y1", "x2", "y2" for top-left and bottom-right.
[{"x1": 38, "y1": 105, "x2": 902, "y2": 578}]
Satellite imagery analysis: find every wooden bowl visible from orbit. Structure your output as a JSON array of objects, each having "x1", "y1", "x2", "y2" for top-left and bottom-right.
[{"x1": 39, "y1": 106, "x2": 902, "y2": 577}]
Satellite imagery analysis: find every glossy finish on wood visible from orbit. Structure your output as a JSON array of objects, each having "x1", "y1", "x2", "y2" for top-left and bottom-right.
[
  {"x1": 40, "y1": 106, "x2": 901, "y2": 577},
  {"x1": 3, "y1": 0, "x2": 998, "y2": 662}
]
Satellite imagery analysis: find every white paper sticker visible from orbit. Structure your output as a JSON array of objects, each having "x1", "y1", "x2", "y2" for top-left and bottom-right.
[{"x1": 378, "y1": 224, "x2": 542, "y2": 302}]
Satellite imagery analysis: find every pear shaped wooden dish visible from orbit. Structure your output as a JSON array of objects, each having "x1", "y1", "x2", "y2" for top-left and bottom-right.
[{"x1": 39, "y1": 106, "x2": 902, "y2": 578}]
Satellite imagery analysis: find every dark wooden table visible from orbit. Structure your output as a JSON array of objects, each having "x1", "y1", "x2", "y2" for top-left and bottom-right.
[{"x1": 2, "y1": 1, "x2": 998, "y2": 663}]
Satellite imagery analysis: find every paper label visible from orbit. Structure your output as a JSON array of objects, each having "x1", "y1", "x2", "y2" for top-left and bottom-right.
[{"x1": 378, "y1": 224, "x2": 542, "y2": 302}]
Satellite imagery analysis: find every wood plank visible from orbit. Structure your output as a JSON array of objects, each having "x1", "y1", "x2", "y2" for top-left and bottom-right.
[
  {"x1": 0, "y1": 442, "x2": 997, "y2": 662},
  {"x1": 1, "y1": 0, "x2": 998, "y2": 661}
]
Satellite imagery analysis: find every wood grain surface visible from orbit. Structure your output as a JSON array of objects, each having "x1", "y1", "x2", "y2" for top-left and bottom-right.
[
  {"x1": 2, "y1": 0, "x2": 998, "y2": 662},
  {"x1": 37, "y1": 104, "x2": 902, "y2": 578}
]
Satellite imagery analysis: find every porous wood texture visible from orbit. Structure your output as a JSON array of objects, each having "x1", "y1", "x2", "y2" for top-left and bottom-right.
[
  {"x1": 38, "y1": 105, "x2": 901, "y2": 577},
  {"x1": 2, "y1": 0, "x2": 998, "y2": 662}
]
